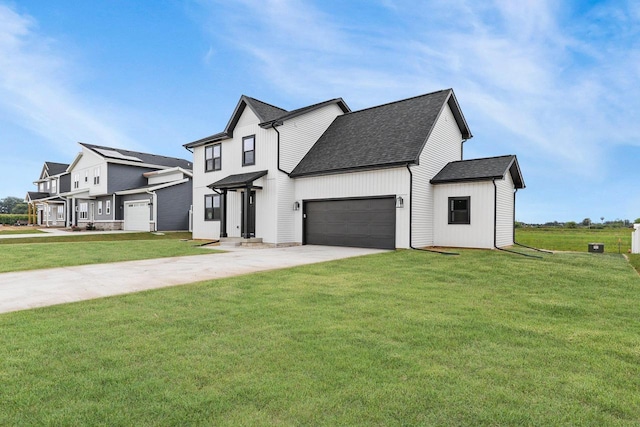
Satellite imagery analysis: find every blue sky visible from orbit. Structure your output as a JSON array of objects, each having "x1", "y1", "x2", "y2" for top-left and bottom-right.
[{"x1": 1, "y1": 0, "x2": 638, "y2": 223}]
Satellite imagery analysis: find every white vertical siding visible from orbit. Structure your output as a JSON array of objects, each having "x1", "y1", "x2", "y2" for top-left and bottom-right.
[
  {"x1": 495, "y1": 173, "x2": 515, "y2": 247},
  {"x1": 191, "y1": 107, "x2": 278, "y2": 240},
  {"x1": 293, "y1": 167, "x2": 410, "y2": 248},
  {"x1": 433, "y1": 182, "x2": 495, "y2": 248},
  {"x1": 278, "y1": 104, "x2": 344, "y2": 173},
  {"x1": 412, "y1": 103, "x2": 463, "y2": 247}
]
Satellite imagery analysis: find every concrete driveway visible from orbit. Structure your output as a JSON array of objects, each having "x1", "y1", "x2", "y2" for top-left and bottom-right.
[{"x1": 0, "y1": 245, "x2": 385, "y2": 314}]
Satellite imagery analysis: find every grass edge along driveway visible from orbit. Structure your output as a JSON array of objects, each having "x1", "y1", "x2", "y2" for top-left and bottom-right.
[
  {"x1": 1, "y1": 249, "x2": 638, "y2": 426},
  {"x1": 0, "y1": 232, "x2": 219, "y2": 273}
]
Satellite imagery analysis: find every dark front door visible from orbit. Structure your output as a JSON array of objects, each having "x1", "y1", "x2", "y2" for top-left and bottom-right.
[
  {"x1": 303, "y1": 197, "x2": 396, "y2": 249},
  {"x1": 241, "y1": 190, "x2": 256, "y2": 238}
]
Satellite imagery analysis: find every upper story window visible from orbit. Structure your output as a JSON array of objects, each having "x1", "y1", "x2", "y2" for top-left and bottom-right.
[
  {"x1": 51, "y1": 179, "x2": 57, "y2": 194},
  {"x1": 73, "y1": 173, "x2": 80, "y2": 189},
  {"x1": 93, "y1": 168, "x2": 100, "y2": 185},
  {"x1": 242, "y1": 135, "x2": 255, "y2": 166},
  {"x1": 449, "y1": 196, "x2": 470, "y2": 224},
  {"x1": 84, "y1": 171, "x2": 88, "y2": 183},
  {"x1": 39, "y1": 182, "x2": 45, "y2": 192},
  {"x1": 205, "y1": 194, "x2": 221, "y2": 221},
  {"x1": 205, "y1": 144, "x2": 221, "y2": 172}
]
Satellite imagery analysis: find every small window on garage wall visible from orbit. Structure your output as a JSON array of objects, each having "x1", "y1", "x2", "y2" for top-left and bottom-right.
[{"x1": 449, "y1": 196, "x2": 470, "y2": 224}]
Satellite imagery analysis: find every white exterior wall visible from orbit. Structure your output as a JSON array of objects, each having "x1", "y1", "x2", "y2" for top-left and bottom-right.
[
  {"x1": 293, "y1": 167, "x2": 411, "y2": 248},
  {"x1": 495, "y1": 173, "x2": 515, "y2": 247},
  {"x1": 68, "y1": 149, "x2": 108, "y2": 196},
  {"x1": 433, "y1": 181, "x2": 495, "y2": 248},
  {"x1": 278, "y1": 104, "x2": 344, "y2": 172},
  {"x1": 147, "y1": 170, "x2": 185, "y2": 185},
  {"x1": 412, "y1": 103, "x2": 464, "y2": 247},
  {"x1": 191, "y1": 107, "x2": 278, "y2": 241},
  {"x1": 275, "y1": 103, "x2": 345, "y2": 244}
]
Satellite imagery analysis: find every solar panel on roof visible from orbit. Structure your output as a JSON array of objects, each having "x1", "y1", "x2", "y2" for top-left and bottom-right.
[{"x1": 94, "y1": 148, "x2": 143, "y2": 162}]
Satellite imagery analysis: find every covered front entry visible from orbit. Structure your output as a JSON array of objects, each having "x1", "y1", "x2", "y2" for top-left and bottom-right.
[
  {"x1": 124, "y1": 201, "x2": 150, "y2": 231},
  {"x1": 208, "y1": 170, "x2": 267, "y2": 239},
  {"x1": 303, "y1": 197, "x2": 396, "y2": 249}
]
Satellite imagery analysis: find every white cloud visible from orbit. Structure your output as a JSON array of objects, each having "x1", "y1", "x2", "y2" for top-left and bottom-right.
[{"x1": 0, "y1": 3, "x2": 138, "y2": 156}]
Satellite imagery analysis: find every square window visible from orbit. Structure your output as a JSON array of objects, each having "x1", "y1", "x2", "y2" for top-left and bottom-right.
[
  {"x1": 205, "y1": 194, "x2": 221, "y2": 221},
  {"x1": 242, "y1": 135, "x2": 255, "y2": 166},
  {"x1": 448, "y1": 197, "x2": 470, "y2": 224},
  {"x1": 205, "y1": 144, "x2": 221, "y2": 172}
]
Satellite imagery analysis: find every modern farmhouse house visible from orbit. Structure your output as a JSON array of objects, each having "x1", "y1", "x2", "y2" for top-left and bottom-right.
[
  {"x1": 185, "y1": 89, "x2": 524, "y2": 249},
  {"x1": 27, "y1": 143, "x2": 193, "y2": 231}
]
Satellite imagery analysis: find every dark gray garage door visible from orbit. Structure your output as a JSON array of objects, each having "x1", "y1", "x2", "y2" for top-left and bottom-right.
[{"x1": 304, "y1": 197, "x2": 396, "y2": 249}]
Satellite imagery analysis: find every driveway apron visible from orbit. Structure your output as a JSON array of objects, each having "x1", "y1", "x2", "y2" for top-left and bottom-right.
[{"x1": 0, "y1": 245, "x2": 385, "y2": 314}]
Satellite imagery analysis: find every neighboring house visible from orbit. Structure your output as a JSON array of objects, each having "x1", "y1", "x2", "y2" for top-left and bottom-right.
[
  {"x1": 26, "y1": 143, "x2": 193, "y2": 231},
  {"x1": 25, "y1": 161, "x2": 71, "y2": 227},
  {"x1": 185, "y1": 89, "x2": 525, "y2": 249}
]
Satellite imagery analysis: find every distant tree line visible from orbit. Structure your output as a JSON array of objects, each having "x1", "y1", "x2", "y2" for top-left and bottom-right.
[
  {"x1": 516, "y1": 217, "x2": 640, "y2": 229},
  {"x1": 0, "y1": 196, "x2": 28, "y2": 214}
]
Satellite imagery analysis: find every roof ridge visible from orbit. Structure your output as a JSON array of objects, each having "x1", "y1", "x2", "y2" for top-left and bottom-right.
[
  {"x1": 344, "y1": 89, "x2": 452, "y2": 116},
  {"x1": 244, "y1": 96, "x2": 288, "y2": 113},
  {"x1": 452, "y1": 154, "x2": 515, "y2": 163}
]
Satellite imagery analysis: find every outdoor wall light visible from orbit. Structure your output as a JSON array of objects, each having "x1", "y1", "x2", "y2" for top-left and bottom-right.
[
  {"x1": 396, "y1": 196, "x2": 404, "y2": 208},
  {"x1": 293, "y1": 201, "x2": 301, "y2": 211}
]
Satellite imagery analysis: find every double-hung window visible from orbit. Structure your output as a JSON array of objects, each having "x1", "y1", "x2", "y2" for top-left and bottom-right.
[
  {"x1": 106, "y1": 200, "x2": 111, "y2": 215},
  {"x1": 73, "y1": 174, "x2": 80, "y2": 189},
  {"x1": 51, "y1": 179, "x2": 57, "y2": 194},
  {"x1": 205, "y1": 144, "x2": 221, "y2": 172},
  {"x1": 79, "y1": 202, "x2": 88, "y2": 220},
  {"x1": 98, "y1": 201, "x2": 103, "y2": 215},
  {"x1": 205, "y1": 194, "x2": 221, "y2": 221},
  {"x1": 94, "y1": 168, "x2": 100, "y2": 185},
  {"x1": 448, "y1": 197, "x2": 470, "y2": 224},
  {"x1": 242, "y1": 135, "x2": 255, "y2": 166}
]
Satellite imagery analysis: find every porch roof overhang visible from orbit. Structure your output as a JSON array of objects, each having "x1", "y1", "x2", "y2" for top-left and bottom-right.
[{"x1": 207, "y1": 170, "x2": 268, "y2": 191}]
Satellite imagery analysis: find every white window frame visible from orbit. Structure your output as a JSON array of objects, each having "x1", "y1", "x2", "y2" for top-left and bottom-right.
[
  {"x1": 94, "y1": 167, "x2": 100, "y2": 185},
  {"x1": 74, "y1": 174, "x2": 80, "y2": 189},
  {"x1": 79, "y1": 202, "x2": 88, "y2": 220},
  {"x1": 98, "y1": 201, "x2": 103, "y2": 215},
  {"x1": 57, "y1": 206, "x2": 64, "y2": 220},
  {"x1": 106, "y1": 200, "x2": 111, "y2": 215}
]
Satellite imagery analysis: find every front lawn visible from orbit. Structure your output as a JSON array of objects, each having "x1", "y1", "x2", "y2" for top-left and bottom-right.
[
  {"x1": 515, "y1": 227, "x2": 632, "y2": 253},
  {"x1": 1, "y1": 250, "x2": 638, "y2": 425},
  {"x1": 0, "y1": 233, "x2": 217, "y2": 273},
  {"x1": 0, "y1": 228, "x2": 44, "y2": 235}
]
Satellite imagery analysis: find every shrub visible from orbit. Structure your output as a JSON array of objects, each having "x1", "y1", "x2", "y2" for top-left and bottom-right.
[{"x1": 0, "y1": 214, "x2": 29, "y2": 225}]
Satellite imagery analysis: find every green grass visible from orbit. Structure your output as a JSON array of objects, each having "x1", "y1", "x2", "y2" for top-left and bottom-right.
[
  {"x1": 0, "y1": 228, "x2": 44, "y2": 235},
  {"x1": 516, "y1": 227, "x2": 633, "y2": 253},
  {"x1": 0, "y1": 231, "x2": 195, "y2": 244},
  {"x1": 1, "y1": 250, "x2": 639, "y2": 425},
  {"x1": 0, "y1": 233, "x2": 218, "y2": 273}
]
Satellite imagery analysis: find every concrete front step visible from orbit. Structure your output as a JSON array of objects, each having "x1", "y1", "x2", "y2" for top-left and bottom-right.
[{"x1": 219, "y1": 237, "x2": 263, "y2": 247}]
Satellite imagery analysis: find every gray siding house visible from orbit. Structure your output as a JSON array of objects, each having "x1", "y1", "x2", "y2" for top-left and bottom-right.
[{"x1": 27, "y1": 143, "x2": 194, "y2": 231}]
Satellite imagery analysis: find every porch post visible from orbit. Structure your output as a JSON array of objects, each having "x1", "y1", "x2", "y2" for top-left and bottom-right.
[
  {"x1": 243, "y1": 187, "x2": 250, "y2": 239},
  {"x1": 220, "y1": 189, "x2": 228, "y2": 238}
]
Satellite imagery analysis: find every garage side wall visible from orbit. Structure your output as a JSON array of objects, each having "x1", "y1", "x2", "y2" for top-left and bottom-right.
[
  {"x1": 433, "y1": 181, "x2": 494, "y2": 248},
  {"x1": 156, "y1": 182, "x2": 193, "y2": 231},
  {"x1": 293, "y1": 167, "x2": 410, "y2": 248}
]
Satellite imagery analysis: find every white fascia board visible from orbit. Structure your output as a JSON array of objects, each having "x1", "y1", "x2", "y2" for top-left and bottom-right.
[{"x1": 115, "y1": 178, "x2": 190, "y2": 195}]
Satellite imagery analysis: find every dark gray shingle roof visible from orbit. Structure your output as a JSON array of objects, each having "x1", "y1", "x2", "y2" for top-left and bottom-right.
[
  {"x1": 430, "y1": 155, "x2": 525, "y2": 188},
  {"x1": 184, "y1": 96, "x2": 350, "y2": 148},
  {"x1": 208, "y1": 170, "x2": 268, "y2": 190},
  {"x1": 81, "y1": 143, "x2": 193, "y2": 169},
  {"x1": 289, "y1": 89, "x2": 471, "y2": 177},
  {"x1": 45, "y1": 162, "x2": 69, "y2": 176}
]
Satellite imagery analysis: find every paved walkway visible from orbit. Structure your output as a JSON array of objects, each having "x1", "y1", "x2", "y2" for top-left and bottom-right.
[{"x1": 0, "y1": 245, "x2": 385, "y2": 314}]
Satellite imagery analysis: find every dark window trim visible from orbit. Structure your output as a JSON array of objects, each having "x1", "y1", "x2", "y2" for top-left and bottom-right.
[
  {"x1": 204, "y1": 194, "x2": 221, "y2": 221},
  {"x1": 448, "y1": 196, "x2": 470, "y2": 225},
  {"x1": 242, "y1": 135, "x2": 255, "y2": 166},
  {"x1": 205, "y1": 143, "x2": 222, "y2": 172}
]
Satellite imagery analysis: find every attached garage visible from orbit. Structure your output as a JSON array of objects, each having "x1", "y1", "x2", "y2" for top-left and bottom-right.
[
  {"x1": 124, "y1": 201, "x2": 150, "y2": 231},
  {"x1": 303, "y1": 197, "x2": 396, "y2": 249}
]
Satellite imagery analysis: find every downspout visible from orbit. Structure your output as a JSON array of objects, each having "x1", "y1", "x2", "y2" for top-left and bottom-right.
[
  {"x1": 406, "y1": 164, "x2": 458, "y2": 255},
  {"x1": 184, "y1": 146, "x2": 193, "y2": 153},
  {"x1": 461, "y1": 139, "x2": 467, "y2": 160},
  {"x1": 512, "y1": 188, "x2": 552, "y2": 254},
  {"x1": 271, "y1": 122, "x2": 288, "y2": 176},
  {"x1": 146, "y1": 190, "x2": 158, "y2": 232},
  {"x1": 493, "y1": 180, "x2": 542, "y2": 258}
]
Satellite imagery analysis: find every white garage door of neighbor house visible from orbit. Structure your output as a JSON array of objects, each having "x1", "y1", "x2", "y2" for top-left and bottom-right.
[{"x1": 124, "y1": 201, "x2": 150, "y2": 231}]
